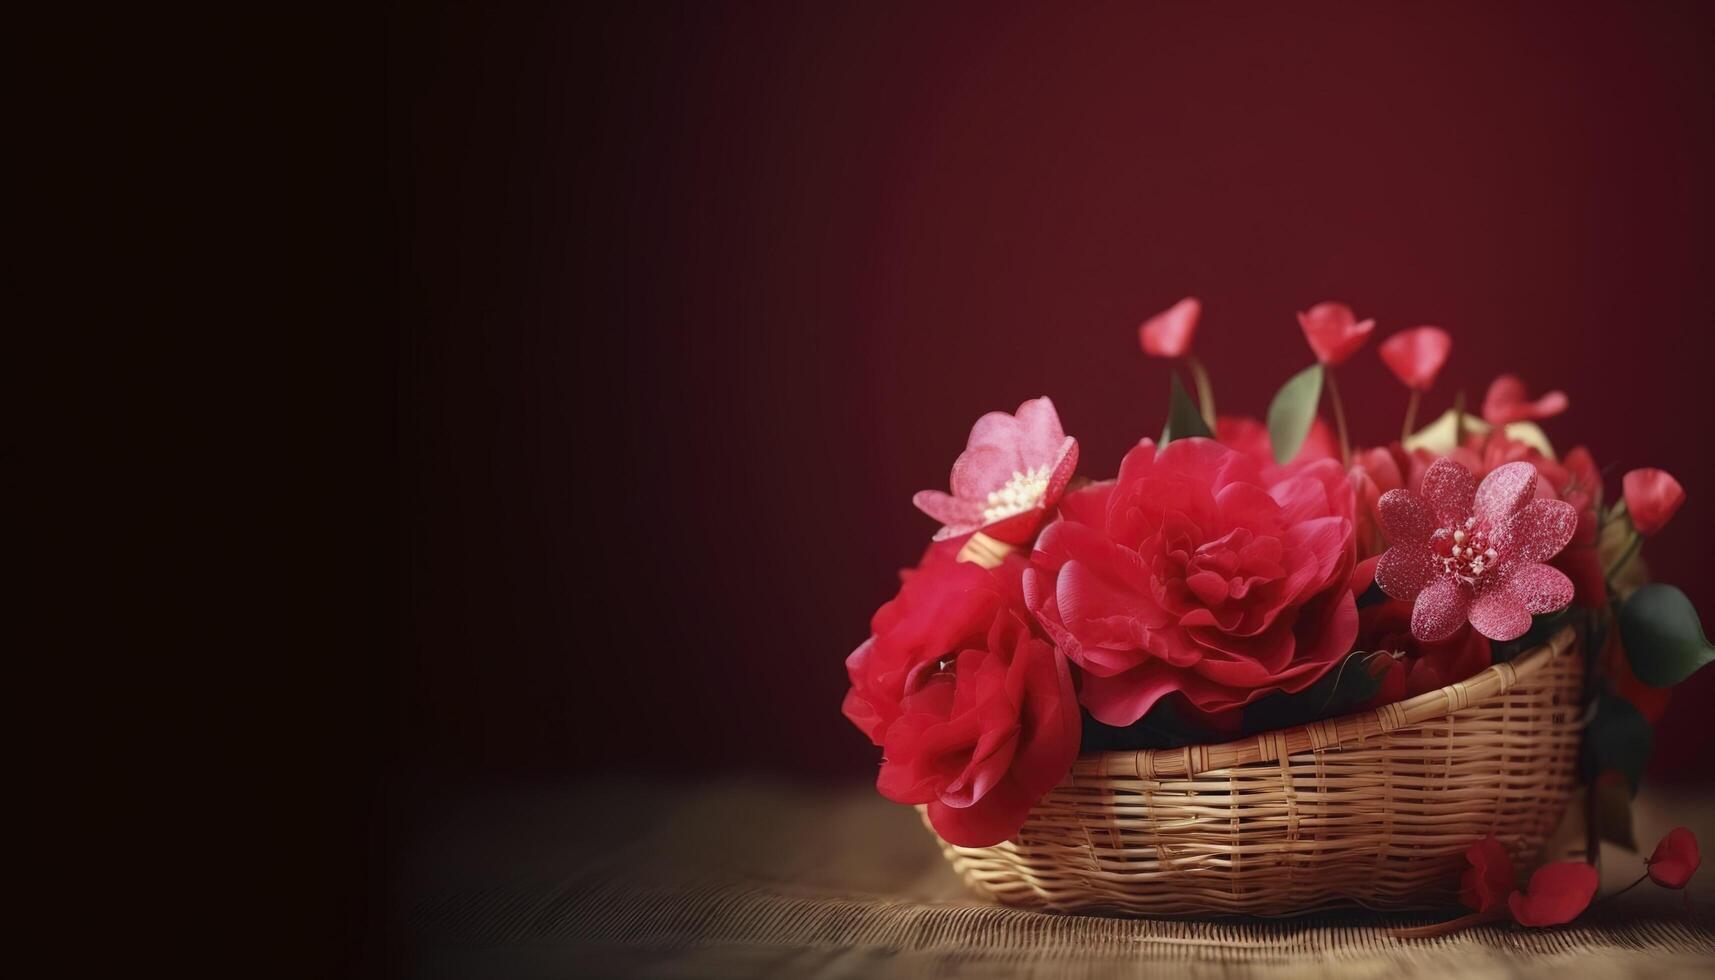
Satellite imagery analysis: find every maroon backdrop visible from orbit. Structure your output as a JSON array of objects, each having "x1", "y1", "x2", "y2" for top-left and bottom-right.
[{"x1": 393, "y1": 3, "x2": 1715, "y2": 784}]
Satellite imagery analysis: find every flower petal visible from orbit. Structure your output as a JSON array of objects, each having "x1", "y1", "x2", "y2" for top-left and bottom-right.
[
  {"x1": 1508, "y1": 861, "x2": 1599, "y2": 927},
  {"x1": 1459, "y1": 834, "x2": 1516, "y2": 912},
  {"x1": 1377, "y1": 488, "x2": 1435, "y2": 547},
  {"x1": 1475, "y1": 461, "x2": 1540, "y2": 526},
  {"x1": 1501, "y1": 562, "x2": 1574, "y2": 616},
  {"x1": 1647, "y1": 827, "x2": 1701, "y2": 889},
  {"x1": 1420, "y1": 458, "x2": 1476, "y2": 528},
  {"x1": 1378, "y1": 326, "x2": 1452, "y2": 392},
  {"x1": 1469, "y1": 591, "x2": 1531, "y2": 641},
  {"x1": 1411, "y1": 577, "x2": 1471, "y2": 642},
  {"x1": 1500, "y1": 498, "x2": 1579, "y2": 563},
  {"x1": 1376, "y1": 546, "x2": 1436, "y2": 602},
  {"x1": 1139, "y1": 296, "x2": 1200, "y2": 358},
  {"x1": 1623, "y1": 468, "x2": 1686, "y2": 537}
]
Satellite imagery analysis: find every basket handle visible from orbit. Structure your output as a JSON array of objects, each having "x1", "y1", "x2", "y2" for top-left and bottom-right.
[{"x1": 1085, "y1": 626, "x2": 1578, "y2": 781}]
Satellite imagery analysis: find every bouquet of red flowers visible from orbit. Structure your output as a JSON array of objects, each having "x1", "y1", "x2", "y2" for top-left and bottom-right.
[{"x1": 843, "y1": 298, "x2": 1708, "y2": 856}]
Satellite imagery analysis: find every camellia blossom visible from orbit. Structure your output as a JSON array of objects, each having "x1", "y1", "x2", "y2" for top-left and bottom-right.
[
  {"x1": 1647, "y1": 827, "x2": 1700, "y2": 889},
  {"x1": 1508, "y1": 862, "x2": 1600, "y2": 927},
  {"x1": 913, "y1": 396, "x2": 1079, "y2": 545},
  {"x1": 1623, "y1": 467, "x2": 1686, "y2": 536},
  {"x1": 1482, "y1": 375, "x2": 1568, "y2": 426},
  {"x1": 1459, "y1": 834, "x2": 1516, "y2": 913},
  {"x1": 841, "y1": 543, "x2": 1080, "y2": 847},
  {"x1": 1139, "y1": 296, "x2": 1200, "y2": 359},
  {"x1": 1023, "y1": 438, "x2": 1359, "y2": 726},
  {"x1": 1297, "y1": 300, "x2": 1375, "y2": 366},
  {"x1": 1378, "y1": 326, "x2": 1452, "y2": 392},
  {"x1": 1375, "y1": 458, "x2": 1578, "y2": 642}
]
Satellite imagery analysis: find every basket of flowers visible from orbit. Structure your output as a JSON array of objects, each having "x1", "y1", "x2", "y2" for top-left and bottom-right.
[{"x1": 842, "y1": 299, "x2": 1709, "y2": 917}]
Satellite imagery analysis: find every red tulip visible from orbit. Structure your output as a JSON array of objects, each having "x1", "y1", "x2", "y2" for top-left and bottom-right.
[
  {"x1": 1379, "y1": 326, "x2": 1452, "y2": 392},
  {"x1": 1459, "y1": 834, "x2": 1516, "y2": 912},
  {"x1": 1139, "y1": 297, "x2": 1200, "y2": 358},
  {"x1": 1622, "y1": 468, "x2": 1686, "y2": 537},
  {"x1": 1647, "y1": 827, "x2": 1700, "y2": 889},
  {"x1": 1507, "y1": 861, "x2": 1599, "y2": 927},
  {"x1": 1297, "y1": 301, "x2": 1375, "y2": 366},
  {"x1": 1482, "y1": 375, "x2": 1568, "y2": 426}
]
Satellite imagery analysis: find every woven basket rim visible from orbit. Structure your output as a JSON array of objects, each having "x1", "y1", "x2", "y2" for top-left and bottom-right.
[{"x1": 1072, "y1": 625, "x2": 1578, "y2": 781}]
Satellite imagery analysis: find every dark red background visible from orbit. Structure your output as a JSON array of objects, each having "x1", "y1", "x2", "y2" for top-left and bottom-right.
[{"x1": 392, "y1": 3, "x2": 1715, "y2": 785}]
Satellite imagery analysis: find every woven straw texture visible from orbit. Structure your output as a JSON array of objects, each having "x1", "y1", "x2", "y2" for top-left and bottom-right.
[{"x1": 933, "y1": 626, "x2": 1586, "y2": 916}]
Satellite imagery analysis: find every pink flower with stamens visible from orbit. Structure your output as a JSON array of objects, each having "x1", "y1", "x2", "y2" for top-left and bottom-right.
[
  {"x1": 1375, "y1": 458, "x2": 1578, "y2": 642},
  {"x1": 913, "y1": 397, "x2": 1079, "y2": 545}
]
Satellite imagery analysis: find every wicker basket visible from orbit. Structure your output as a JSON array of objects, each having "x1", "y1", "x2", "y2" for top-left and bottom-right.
[{"x1": 930, "y1": 627, "x2": 1586, "y2": 916}]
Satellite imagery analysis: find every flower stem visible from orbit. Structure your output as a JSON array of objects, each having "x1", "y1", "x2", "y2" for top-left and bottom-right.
[
  {"x1": 1588, "y1": 872, "x2": 1650, "y2": 910},
  {"x1": 1605, "y1": 530, "x2": 1643, "y2": 581},
  {"x1": 1390, "y1": 906, "x2": 1510, "y2": 939},
  {"x1": 1187, "y1": 355, "x2": 1217, "y2": 431},
  {"x1": 1401, "y1": 389, "x2": 1420, "y2": 443},
  {"x1": 1325, "y1": 367, "x2": 1351, "y2": 466},
  {"x1": 1453, "y1": 390, "x2": 1467, "y2": 445}
]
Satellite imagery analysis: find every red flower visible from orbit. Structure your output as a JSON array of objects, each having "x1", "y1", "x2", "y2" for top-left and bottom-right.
[
  {"x1": 1297, "y1": 301, "x2": 1375, "y2": 366},
  {"x1": 1216, "y1": 415, "x2": 1338, "y2": 473},
  {"x1": 1139, "y1": 296, "x2": 1200, "y2": 358},
  {"x1": 1482, "y1": 375, "x2": 1568, "y2": 426},
  {"x1": 842, "y1": 543, "x2": 1080, "y2": 847},
  {"x1": 1375, "y1": 458, "x2": 1578, "y2": 642},
  {"x1": 1359, "y1": 599, "x2": 1492, "y2": 706},
  {"x1": 1508, "y1": 862, "x2": 1599, "y2": 927},
  {"x1": 1024, "y1": 438, "x2": 1359, "y2": 725},
  {"x1": 1379, "y1": 326, "x2": 1452, "y2": 392},
  {"x1": 914, "y1": 397, "x2": 1079, "y2": 545},
  {"x1": 1623, "y1": 468, "x2": 1686, "y2": 537},
  {"x1": 1460, "y1": 834, "x2": 1516, "y2": 913},
  {"x1": 1647, "y1": 827, "x2": 1700, "y2": 889},
  {"x1": 1350, "y1": 444, "x2": 1409, "y2": 560}
]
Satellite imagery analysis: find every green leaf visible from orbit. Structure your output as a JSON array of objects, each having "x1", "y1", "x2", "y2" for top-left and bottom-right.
[
  {"x1": 1159, "y1": 371, "x2": 1213, "y2": 444},
  {"x1": 1620, "y1": 584, "x2": 1715, "y2": 687},
  {"x1": 1592, "y1": 770, "x2": 1637, "y2": 851},
  {"x1": 1266, "y1": 363, "x2": 1323, "y2": 464},
  {"x1": 1584, "y1": 694, "x2": 1653, "y2": 796}
]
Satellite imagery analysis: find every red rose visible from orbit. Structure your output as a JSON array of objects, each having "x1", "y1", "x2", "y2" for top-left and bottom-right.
[
  {"x1": 1024, "y1": 438, "x2": 1360, "y2": 726},
  {"x1": 842, "y1": 542, "x2": 1080, "y2": 847},
  {"x1": 1358, "y1": 598, "x2": 1492, "y2": 707}
]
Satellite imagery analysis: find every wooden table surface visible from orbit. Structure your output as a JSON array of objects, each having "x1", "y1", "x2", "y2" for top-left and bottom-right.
[{"x1": 397, "y1": 776, "x2": 1715, "y2": 978}]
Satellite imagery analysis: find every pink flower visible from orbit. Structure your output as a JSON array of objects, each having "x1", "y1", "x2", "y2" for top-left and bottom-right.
[
  {"x1": 1623, "y1": 468, "x2": 1685, "y2": 536},
  {"x1": 1375, "y1": 458, "x2": 1579, "y2": 642},
  {"x1": 913, "y1": 397, "x2": 1079, "y2": 545},
  {"x1": 1138, "y1": 297, "x2": 1200, "y2": 358},
  {"x1": 1024, "y1": 438, "x2": 1359, "y2": 726},
  {"x1": 1378, "y1": 326, "x2": 1452, "y2": 392},
  {"x1": 1508, "y1": 862, "x2": 1599, "y2": 927},
  {"x1": 1297, "y1": 301, "x2": 1375, "y2": 366},
  {"x1": 1647, "y1": 827, "x2": 1700, "y2": 889},
  {"x1": 1482, "y1": 375, "x2": 1568, "y2": 426}
]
